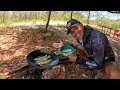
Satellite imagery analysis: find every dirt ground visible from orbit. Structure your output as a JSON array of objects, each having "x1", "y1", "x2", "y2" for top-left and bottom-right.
[{"x1": 0, "y1": 25, "x2": 120, "y2": 79}]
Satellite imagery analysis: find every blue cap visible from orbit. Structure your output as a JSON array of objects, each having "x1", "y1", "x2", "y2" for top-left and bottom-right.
[{"x1": 66, "y1": 19, "x2": 81, "y2": 34}]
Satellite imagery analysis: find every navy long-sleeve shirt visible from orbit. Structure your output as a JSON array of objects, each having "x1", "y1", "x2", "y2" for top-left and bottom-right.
[{"x1": 75, "y1": 25, "x2": 115, "y2": 70}]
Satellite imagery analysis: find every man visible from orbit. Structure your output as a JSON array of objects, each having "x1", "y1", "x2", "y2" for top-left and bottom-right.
[{"x1": 53, "y1": 19, "x2": 115, "y2": 70}]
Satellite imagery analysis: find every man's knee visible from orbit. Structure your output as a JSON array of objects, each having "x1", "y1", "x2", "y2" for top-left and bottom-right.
[
  {"x1": 95, "y1": 61, "x2": 120, "y2": 79},
  {"x1": 103, "y1": 61, "x2": 120, "y2": 79}
]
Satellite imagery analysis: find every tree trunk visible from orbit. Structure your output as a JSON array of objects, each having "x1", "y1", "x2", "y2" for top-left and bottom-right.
[
  {"x1": 70, "y1": 11, "x2": 73, "y2": 19},
  {"x1": 87, "y1": 11, "x2": 90, "y2": 25},
  {"x1": 45, "y1": 11, "x2": 51, "y2": 32},
  {"x1": 2, "y1": 11, "x2": 6, "y2": 23}
]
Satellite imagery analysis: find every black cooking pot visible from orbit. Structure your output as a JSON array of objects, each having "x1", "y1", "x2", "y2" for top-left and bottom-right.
[{"x1": 26, "y1": 49, "x2": 59, "y2": 70}]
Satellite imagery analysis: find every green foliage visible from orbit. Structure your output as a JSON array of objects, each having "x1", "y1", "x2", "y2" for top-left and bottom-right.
[
  {"x1": 45, "y1": 30, "x2": 54, "y2": 36},
  {"x1": 94, "y1": 17, "x2": 120, "y2": 29},
  {"x1": 0, "y1": 11, "x2": 86, "y2": 24},
  {"x1": 72, "y1": 11, "x2": 86, "y2": 22},
  {"x1": 51, "y1": 11, "x2": 71, "y2": 21},
  {"x1": 0, "y1": 11, "x2": 120, "y2": 31}
]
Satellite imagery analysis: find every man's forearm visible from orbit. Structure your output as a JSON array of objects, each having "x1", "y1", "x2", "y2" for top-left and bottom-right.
[{"x1": 75, "y1": 44, "x2": 91, "y2": 61}]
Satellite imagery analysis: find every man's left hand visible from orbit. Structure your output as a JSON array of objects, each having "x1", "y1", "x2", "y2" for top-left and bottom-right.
[{"x1": 67, "y1": 55, "x2": 77, "y2": 62}]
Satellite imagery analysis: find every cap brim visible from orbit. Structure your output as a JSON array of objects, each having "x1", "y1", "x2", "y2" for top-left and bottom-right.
[{"x1": 67, "y1": 23, "x2": 79, "y2": 34}]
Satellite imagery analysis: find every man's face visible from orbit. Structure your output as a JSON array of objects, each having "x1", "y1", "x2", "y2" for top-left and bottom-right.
[{"x1": 69, "y1": 24, "x2": 84, "y2": 39}]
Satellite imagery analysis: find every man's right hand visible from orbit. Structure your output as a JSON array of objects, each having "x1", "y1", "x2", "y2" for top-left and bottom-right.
[
  {"x1": 52, "y1": 39, "x2": 63, "y2": 49},
  {"x1": 67, "y1": 55, "x2": 77, "y2": 63}
]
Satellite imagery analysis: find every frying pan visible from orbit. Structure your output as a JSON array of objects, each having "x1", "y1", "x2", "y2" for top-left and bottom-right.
[
  {"x1": 7, "y1": 48, "x2": 69, "y2": 75},
  {"x1": 26, "y1": 48, "x2": 59, "y2": 70}
]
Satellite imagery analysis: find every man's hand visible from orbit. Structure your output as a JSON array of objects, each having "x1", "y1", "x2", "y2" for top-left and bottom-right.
[
  {"x1": 67, "y1": 55, "x2": 77, "y2": 62},
  {"x1": 52, "y1": 39, "x2": 63, "y2": 49}
]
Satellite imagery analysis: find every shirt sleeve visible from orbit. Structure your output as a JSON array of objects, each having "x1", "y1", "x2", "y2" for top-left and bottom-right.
[{"x1": 76, "y1": 55, "x2": 100, "y2": 70}]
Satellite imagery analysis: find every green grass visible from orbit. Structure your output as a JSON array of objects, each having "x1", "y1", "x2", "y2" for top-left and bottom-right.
[{"x1": 45, "y1": 30, "x2": 54, "y2": 36}]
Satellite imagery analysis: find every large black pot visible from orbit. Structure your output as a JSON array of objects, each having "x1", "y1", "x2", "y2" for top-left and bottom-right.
[{"x1": 26, "y1": 49, "x2": 59, "y2": 70}]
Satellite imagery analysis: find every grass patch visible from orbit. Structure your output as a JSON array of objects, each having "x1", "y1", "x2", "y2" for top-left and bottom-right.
[
  {"x1": 33, "y1": 28, "x2": 45, "y2": 34},
  {"x1": 32, "y1": 27, "x2": 54, "y2": 36},
  {"x1": 45, "y1": 30, "x2": 54, "y2": 36}
]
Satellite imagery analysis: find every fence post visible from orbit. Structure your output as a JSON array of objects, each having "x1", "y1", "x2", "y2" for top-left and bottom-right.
[
  {"x1": 109, "y1": 28, "x2": 112, "y2": 36},
  {"x1": 106, "y1": 27, "x2": 109, "y2": 35}
]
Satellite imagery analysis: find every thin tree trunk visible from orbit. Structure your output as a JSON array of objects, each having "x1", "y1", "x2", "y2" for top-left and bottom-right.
[
  {"x1": 87, "y1": 11, "x2": 90, "y2": 25},
  {"x1": 2, "y1": 11, "x2": 6, "y2": 23},
  {"x1": 45, "y1": 11, "x2": 51, "y2": 32},
  {"x1": 70, "y1": 11, "x2": 73, "y2": 19}
]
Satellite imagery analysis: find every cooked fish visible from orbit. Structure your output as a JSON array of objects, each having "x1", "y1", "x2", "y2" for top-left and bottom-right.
[{"x1": 34, "y1": 54, "x2": 52, "y2": 66}]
